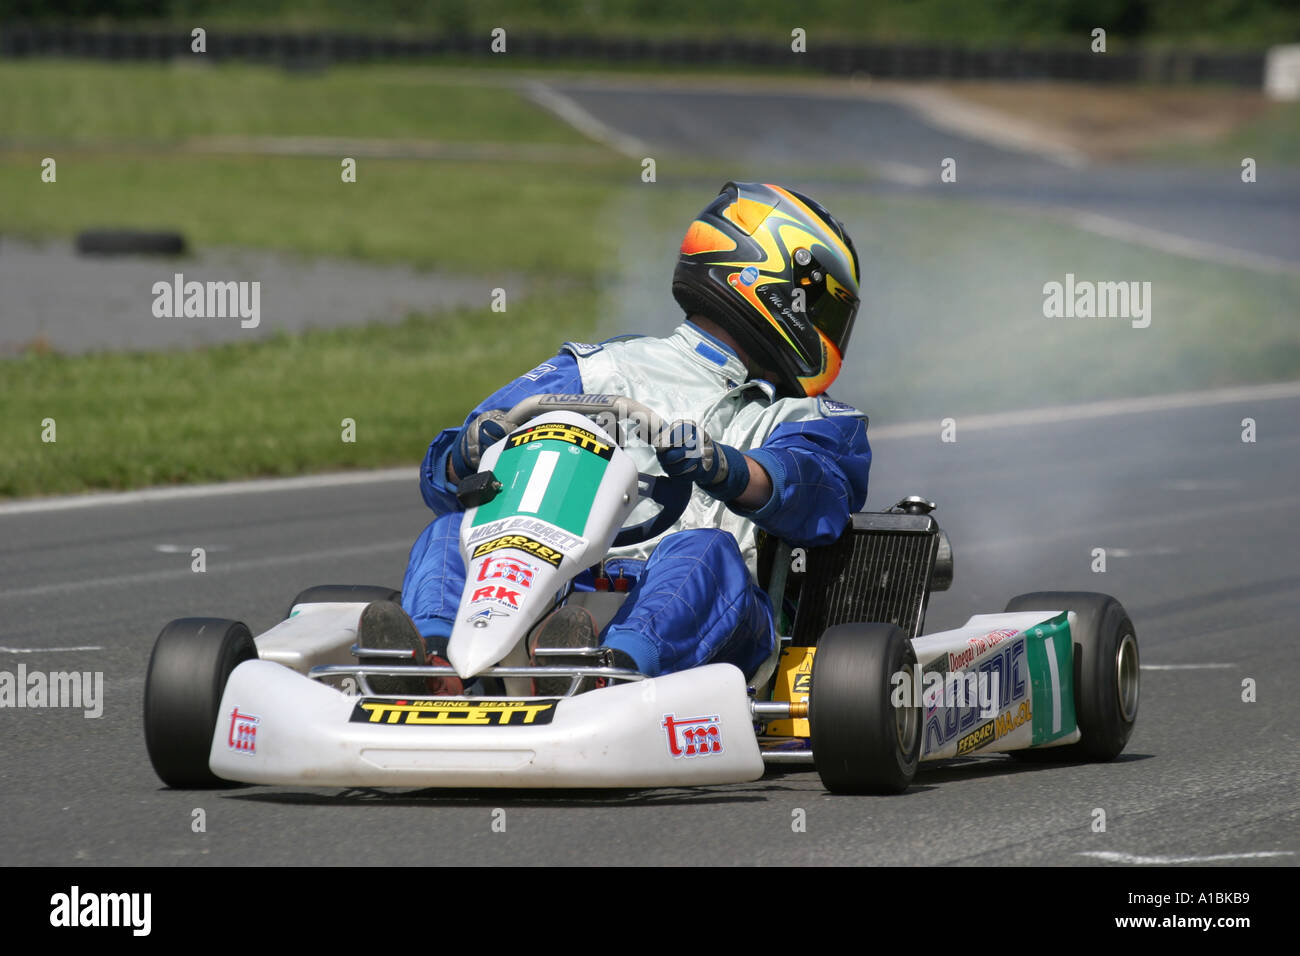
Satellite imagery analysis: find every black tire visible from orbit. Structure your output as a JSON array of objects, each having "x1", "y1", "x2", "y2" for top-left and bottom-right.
[
  {"x1": 810, "y1": 623, "x2": 921, "y2": 794},
  {"x1": 144, "y1": 618, "x2": 257, "y2": 789},
  {"x1": 1004, "y1": 591, "x2": 1139, "y2": 762},
  {"x1": 75, "y1": 229, "x2": 187, "y2": 256},
  {"x1": 286, "y1": 584, "x2": 401, "y2": 620}
]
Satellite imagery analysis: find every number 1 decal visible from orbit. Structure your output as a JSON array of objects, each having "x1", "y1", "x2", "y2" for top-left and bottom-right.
[
  {"x1": 518, "y1": 450, "x2": 559, "y2": 514},
  {"x1": 1044, "y1": 636, "x2": 1062, "y2": 734}
]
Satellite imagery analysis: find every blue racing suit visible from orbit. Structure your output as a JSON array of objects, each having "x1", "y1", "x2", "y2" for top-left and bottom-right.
[{"x1": 403, "y1": 321, "x2": 871, "y2": 679}]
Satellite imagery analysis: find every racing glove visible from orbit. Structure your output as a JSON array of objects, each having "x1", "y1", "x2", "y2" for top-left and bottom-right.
[
  {"x1": 449, "y1": 409, "x2": 514, "y2": 480},
  {"x1": 656, "y1": 419, "x2": 750, "y2": 503}
]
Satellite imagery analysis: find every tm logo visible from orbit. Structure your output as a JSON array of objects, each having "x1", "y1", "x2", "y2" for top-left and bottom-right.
[
  {"x1": 663, "y1": 714, "x2": 723, "y2": 758},
  {"x1": 227, "y1": 708, "x2": 260, "y2": 754}
]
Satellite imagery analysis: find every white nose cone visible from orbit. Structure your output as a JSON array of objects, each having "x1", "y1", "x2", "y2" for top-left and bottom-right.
[{"x1": 447, "y1": 633, "x2": 512, "y2": 680}]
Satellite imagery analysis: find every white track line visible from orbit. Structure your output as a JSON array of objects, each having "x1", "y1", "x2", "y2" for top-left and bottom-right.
[
  {"x1": 869, "y1": 160, "x2": 931, "y2": 187},
  {"x1": 0, "y1": 540, "x2": 411, "y2": 601},
  {"x1": 3, "y1": 380, "x2": 1297, "y2": 516},
  {"x1": 1080, "y1": 850, "x2": 1295, "y2": 864},
  {"x1": 873, "y1": 84, "x2": 1089, "y2": 168},
  {"x1": 1067, "y1": 210, "x2": 1300, "y2": 276},
  {"x1": 523, "y1": 81, "x2": 648, "y2": 158},
  {"x1": 960, "y1": 491, "x2": 1300, "y2": 556},
  {"x1": 1141, "y1": 664, "x2": 1234, "y2": 671},
  {"x1": 0, "y1": 467, "x2": 416, "y2": 517},
  {"x1": 870, "y1": 380, "x2": 1300, "y2": 440},
  {"x1": 521, "y1": 75, "x2": 1090, "y2": 167},
  {"x1": 0, "y1": 646, "x2": 103, "y2": 653}
]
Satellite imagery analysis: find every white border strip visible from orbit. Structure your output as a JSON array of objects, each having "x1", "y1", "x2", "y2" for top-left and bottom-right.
[
  {"x1": 0, "y1": 467, "x2": 416, "y2": 517},
  {"x1": 0, "y1": 645, "x2": 103, "y2": 654},
  {"x1": 1079, "y1": 850, "x2": 1295, "y2": 864}
]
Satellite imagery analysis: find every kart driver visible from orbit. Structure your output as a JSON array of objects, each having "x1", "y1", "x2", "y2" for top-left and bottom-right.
[{"x1": 359, "y1": 181, "x2": 870, "y2": 693}]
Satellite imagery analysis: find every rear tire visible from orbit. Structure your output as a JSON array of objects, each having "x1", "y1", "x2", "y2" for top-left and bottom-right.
[
  {"x1": 144, "y1": 618, "x2": 257, "y2": 789},
  {"x1": 810, "y1": 623, "x2": 920, "y2": 794},
  {"x1": 286, "y1": 584, "x2": 400, "y2": 620},
  {"x1": 1004, "y1": 591, "x2": 1139, "y2": 762}
]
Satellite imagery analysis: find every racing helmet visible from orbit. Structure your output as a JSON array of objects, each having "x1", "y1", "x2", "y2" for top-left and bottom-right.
[{"x1": 672, "y1": 181, "x2": 861, "y2": 397}]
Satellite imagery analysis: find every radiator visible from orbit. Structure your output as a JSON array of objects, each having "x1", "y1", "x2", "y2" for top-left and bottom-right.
[{"x1": 788, "y1": 512, "x2": 943, "y2": 643}]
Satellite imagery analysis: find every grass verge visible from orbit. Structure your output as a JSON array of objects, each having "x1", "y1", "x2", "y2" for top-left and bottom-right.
[
  {"x1": 0, "y1": 150, "x2": 634, "y2": 275},
  {"x1": 0, "y1": 289, "x2": 600, "y2": 497},
  {"x1": 0, "y1": 61, "x2": 593, "y2": 147},
  {"x1": 2, "y1": 61, "x2": 1296, "y2": 496}
]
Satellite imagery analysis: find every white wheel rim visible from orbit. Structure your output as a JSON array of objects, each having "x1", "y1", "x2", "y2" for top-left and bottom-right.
[
  {"x1": 895, "y1": 662, "x2": 920, "y2": 754},
  {"x1": 1115, "y1": 633, "x2": 1140, "y2": 723}
]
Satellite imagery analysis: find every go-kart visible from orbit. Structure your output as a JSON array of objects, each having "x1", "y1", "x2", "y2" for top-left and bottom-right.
[{"x1": 144, "y1": 395, "x2": 1139, "y2": 794}]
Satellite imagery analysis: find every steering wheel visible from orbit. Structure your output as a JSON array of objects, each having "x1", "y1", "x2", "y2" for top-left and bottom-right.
[{"x1": 499, "y1": 394, "x2": 694, "y2": 547}]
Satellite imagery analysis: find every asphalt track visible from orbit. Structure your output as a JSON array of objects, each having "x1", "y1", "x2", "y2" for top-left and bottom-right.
[
  {"x1": 543, "y1": 79, "x2": 1300, "y2": 270},
  {"x1": 0, "y1": 238, "x2": 510, "y2": 355},
  {"x1": 2, "y1": 388, "x2": 1296, "y2": 866}
]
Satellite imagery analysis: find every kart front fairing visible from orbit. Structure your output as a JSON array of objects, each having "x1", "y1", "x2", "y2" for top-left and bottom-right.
[
  {"x1": 446, "y1": 410, "x2": 639, "y2": 679},
  {"x1": 208, "y1": 658, "x2": 763, "y2": 788}
]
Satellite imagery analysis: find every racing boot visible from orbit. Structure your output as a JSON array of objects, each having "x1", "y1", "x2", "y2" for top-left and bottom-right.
[
  {"x1": 356, "y1": 600, "x2": 462, "y2": 696},
  {"x1": 528, "y1": 606, "x2": 637, "y2": 696}
]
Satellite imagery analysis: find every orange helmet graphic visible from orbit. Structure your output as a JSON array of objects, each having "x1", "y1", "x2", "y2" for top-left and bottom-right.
[{"x1": 672, "y1": 182, "x2": 861, "y2": 397}]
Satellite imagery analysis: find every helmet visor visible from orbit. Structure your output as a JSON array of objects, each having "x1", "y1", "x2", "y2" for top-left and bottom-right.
[{"x1": 809, "y1": 274, "x2": 859, "y2": 356}]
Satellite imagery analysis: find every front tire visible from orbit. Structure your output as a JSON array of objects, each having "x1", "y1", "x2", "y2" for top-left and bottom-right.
[
  {"x1": 1004, "y1": 591, "x2": 1139, "y2": 761},
  {"x1": 809, "y1": 623, "x2": 921, "y2": 794},
  {"x1": 144, "y1": 618, "x2": 257, "y2": 789}
]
